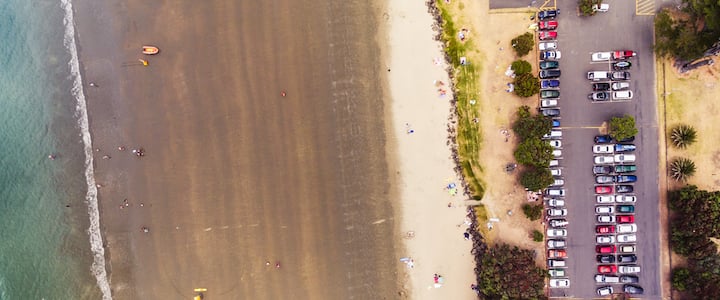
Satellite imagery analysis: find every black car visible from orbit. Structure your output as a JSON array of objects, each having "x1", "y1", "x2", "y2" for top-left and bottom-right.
[
  {"x1": 620, "y1": 275, "x2": 640, "y2": 283},
  {"x1": 616, "y1": 185, "x2": 634, "y2": 193},
  {"x1": 618, "y1": 254, "x2": 638, "y2": 263},
  {"x1": 596, "y1": 255, "x2": 616, "y2": 263},
  {"x1": 539, "y1": 70, "x2": 561, "y2": 79},
  {"x1": 619, "y1": 136, "x2": 636, "y2": 143},
  {"x1": 611, "y1": 71, "x2": 631, "y2": 81},
  {"x1": 593, "y1": 83, "x2": 611, "y2": 91},
  {"x1": 613, "y1": 61, "x2": 632, "y2": 70},
  {"x1": 541, "y1": 109, "x2": 560, "y2": 117},
  {"x1": 538, "y1": 9, "x2": 559, "y2": 20},
  {"x1": 624, "y1": 284, "x2": 644, "y2": 295},
  {"x1": 595, "y1": 135, "x2": 613, "y2": 143},
  {"x1": 593, "y1": 165, "x2": 613, "y2": 175}
]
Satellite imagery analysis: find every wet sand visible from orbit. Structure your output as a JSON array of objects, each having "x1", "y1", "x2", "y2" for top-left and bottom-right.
[{"x1": 74, "y1": 0, "x2": 400, "y2": 299}]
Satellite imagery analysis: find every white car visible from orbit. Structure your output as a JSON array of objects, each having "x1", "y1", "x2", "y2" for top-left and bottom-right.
[
  {"x1": 614, "y1": 154, "x2": 636, "y2": 163},
  {"x1": 550, "y1": 179, "x2": 565, "y2": 186},
  {"x1": 612, "y1": 82, "x2": 630, "y2": 90},
  {"x1": 541, "y1": 99, "x2": 558, "y2": 107},
  {"x1": 596, "y1": 195, "x2": 615, "y2": 203},
  {"x1": 547, "y1": 199, "x2": 565, "y2": 207},
  {"x1": 597, "y1": 215, "x2": 616, "y2": 223},
  {"x1": 591, "y1": 52, "x2": 612, "y2": 61},
  {"x1": 553, "y1": 150, "x2": 562, "y2": 157},
  {"x1": 596, "y1": 235, "x2": 615, "y2": 244},
  {"x1": 619, "y1": 265, "x2": 641, "y2": 274},
  {"x1": 543, "y1": 130, "x2": 563, "y2": 139},
  {"x1": 548, "y1": 208, "x2": 567, "y2": 216},
  {"x1": 615, "y1": 195, "x2": 637, "y2": 203},
  {"x1": 550, "y1": 219, "x2": 569, "y2": 227},
  {"x1": 546, "y1": 188, "x2": 566, "y2": 197},
  {"x1": 547, "y1": 228, "x2": 568, "y2": 237},
  {"x1": 597, "y1": 286, "x2": 614, "y2": 296},
  {"x1": 595, "y1": 206, "x2": 614, "y2": 214},
  {"x1": 619, "y1": 244, "x2": 636, "y2": 253},
  {"x1": 548, "y1": 140, "x2": 562, "y2": 148},
  {"x1": 594, "y1": 156, "x2": 614, "y2": 164},
  {"x1": 617, "y1": 224, "x2": 638, "y2": 233},
  {"x1": 550, "y1": 168, "x2": 562, "y2": 176},
  {"x1": 539, "y1": 41, "x2": 558, "y2": 51},
  {"x1": 548, "y1": 239, "x2": 566, "y2": 248},
  {"x1": 595, "y1": 275, "x2": 620, "y2": 283},
  {"x1": 613, "y1": 90, "x2": 634, "y2": 100},
  {"x1": 549, "y1": 278, "x2": 570, "y2": 288},
  {"x1": 549, "y1": 269, "x2": 566, "y2": 277},
  {"x1": 549, "y1": 160, "x2": 560, "y2": 167},
  {"x1": 617, "y1": 234, "x2": 637, "y2": 243},
  {"x1": 593, "y1": 145, "x2": 614, "y2": 154}
]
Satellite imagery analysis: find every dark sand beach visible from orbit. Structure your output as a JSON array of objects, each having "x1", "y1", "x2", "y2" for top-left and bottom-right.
[{"x1": 74, "y1": 0, "x2": 399, "y2": 298}]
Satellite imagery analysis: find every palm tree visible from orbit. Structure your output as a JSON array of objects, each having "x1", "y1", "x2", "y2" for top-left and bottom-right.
[
  {"x1": 670, "y1": 157, "x2": 696, "y2": 182},
  {"x1": 670, "y1": 125, "x2": 697, "y2": 149}
]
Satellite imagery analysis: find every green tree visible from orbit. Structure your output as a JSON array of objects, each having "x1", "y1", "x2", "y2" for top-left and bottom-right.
[
  {"x1": 532, "y1": 230, "x2": 544, "y2": 242},
  {"x1": 608, "y1": 115, "x2": 638, "y2": 141},
  {"x1": 579, "y1": 0, "x2": 602, "y2": 16},
  {"x1": 672, "y1": 267, "x2": 690, "y2": 291},
  {"x1": 514, "y1": 137, "x2": 554, "y2": 168},
  {"x1": 520, "y1": 167, "x2": 554, "y2": 191},
  {"x1": 476, "y1": 244, "x2": 546, "y2": 299},
  {"x1": 514, "y1": 73, "x2": 540, "y2": 97},
  {"x1": 522, "y1": 203, "x2": 544, "y2": 221},
  {"x1": 512, "y1": 106, "x2": 552, "y2": 140},
  {"x1": 670, "y1": 124, "x2": 697, "y2": 148},
  {"x1": 670, "y1": 157, "x2": 696, "y2": 182},
  {"x1": 511, "y1": 60, "x2": 532, "y2": 75},
  {"x1": 511, "y1": 32, "x2": 534, "y2": 57},
  {"x1": 654, "y1": 10, "x2": 679, "y2": 58}
]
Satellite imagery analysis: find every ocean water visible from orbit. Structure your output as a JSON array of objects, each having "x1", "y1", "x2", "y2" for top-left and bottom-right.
[{"x1": 0, "y1": 0, "x2": 104, "y2": 299}]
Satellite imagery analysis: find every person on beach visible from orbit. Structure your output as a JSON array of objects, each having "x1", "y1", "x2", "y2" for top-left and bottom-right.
[
  {"x1": 89, "y1": 82, "x2": 98, "y2": 87},
  {"x1": 48, "y1": 154, "x2": 56, "y2": 160},
  {"x1": 281, "y1": 91, "x2": 287, "y2": 97}
]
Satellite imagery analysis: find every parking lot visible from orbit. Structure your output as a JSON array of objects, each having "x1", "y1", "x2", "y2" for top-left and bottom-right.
[{"x1": 535, "y1": 1, "x2": 662, "y2": 299}]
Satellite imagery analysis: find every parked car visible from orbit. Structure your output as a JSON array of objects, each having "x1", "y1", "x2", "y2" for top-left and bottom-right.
[
  {"x1": 547, "y1": 198, "x2": 565, "y2": 207},
  {"x1": 593, "y1": 166, "x2": 613, "y2": 175},
  {"x1": 548, "y1": 239, "x2": 566, "y2": 248},
  {"x1": 597, "y1": 215, "x2": 616, "y2": 223},
  {"x1": 613, "y1": 50, "x2": 637, "y2": 59},
  {"x1": 618, "y1": 254, "x2": 638, "y2": 263},
  {"x1": 616, "y1": 185, "x2": 634, "y2": 193},
  {"x1": 541, "y1": 108, "x2": 560, "y2": 116},
  {"x1": 596, "y1": 176, "x2": 615, "y2": 184},
  {"x1": 552, "y1": 149, "x2": 562, "y2": 157},
  {"x1": 589, "y1": 91, "x2": 610, "y2": 101},
  {"x1": 549, "y1": 159, "x2": 559, "y2": 167},
  {"x1": 538, "y1": 20, "x2": 559, "y2": 30},
  {"x1": 591, "y1": 52, "x2": 612, "y2": 61},
  {"x1": 552, "y1": 119, "x2": 561, "y2": 127},
  {"x1": 548, "y1": 259, "x2": 566, "y2": 267},
  {"x1": 613, "y1": 90, "x2": 634, "y2": 100},
  {"x1": 540, "y1": 70, "x2": 561, "y2": 79},
  {"x1": 617, "y1": 215, "x2": 636, "y2": 224},
  {"x1": 594, "y1": 135, "x2": 613, "y2": 143},
  {"x1": 616, "y1": 205, "x2": 635, "y2": 213},
  {"x1": 539, "y1": 41, "x2": 558, "y2": 51},
  {"x1": 549, "y1": 218, "x2": 568, "y2": 227},
  {"x1": 596, "y1": 195, "x2": 615, "y2": 203},
  {"x1": 597, "y1": 245, "x2": 617, "y2": 253},
  {"x1": 540, "y1": 61, "x2": 560, "y2": 70},
  {"x1": 617, "y1": 234, "x2": 637, "y2": 243},
  {"x1": 619, "y1": 136, "x2": 635, "y2": 142},
  {"x1": 541, "y1": 99, "x2": 558, "y2": 107},
  {"x1": 541, "y1": 89, "x2": 560, "y2": 98},
  {"x1": 613, "y1": 61, "x2": 632, "y2": 70},
  {"x1": 543, "y1": 130, "x2": 562, "y2": 139},
  {"x1": 612, "y1": 81, "x2": 631, "y2": 90},
  {"x1": 549, "y1": 278, "x2": 570, "y2": 288},
  {"x1": 619, "y1": 244, "x2": 636, "y2": 253},
  {"x1": 598, "y1": 265, "x2": 618, "y2": 274},
  {"x1": 550, "y1": 168, "x2": 562, "y2": 176},
  {"x1": 616, "y1": 175, "x2": 637, "y2": 183},
  {"x1": 596, "y1": 206, "x2": 614, "y2": 214},
  {"x1": 624, "y1": 284, "x2": 644, "y2": 295},
  {"x1": 595, "y1": 186, "x2": 613, "y2": 194},
  {"x1": 593, "y1": 145, "x2": 614, "y2": 154},
  {"x1": 596, "y1": 235, "x2": 615, "y2": 244},
  {"x1": 615, "y1": 154, "x2": 636, "y2": 163},
  {"x1": 547, "y1": 228, "x2": 567, "y2": 237},
  {"x1": 611, "y1": 71, "x2": 631, "y2": 81},
  {"x1": 596, "y1": 275, "x2": 620, "y2": 283},
  {"x1": 615, "y1": 144, "x2": 636, "y2": 152},
  {"x1": 594, "y1": 156, "x2": 614, "y2": 164},
  {"x1": 596, "y1": 254, "x2": 616, "y2": 263},
  {"x1": 615, "y1": 165, "x2": 637, "y2": 173},
  {"x1": 540, "y1": 50, "x2": 562, "y2": 60},
  {"x1": 618, "y1": 265, "x2": 641, "y2": 274},
  {"x1": 588, "y1": 71, "x2": 610, "y2": 81},
  {"x1": 541, "y1": 79, "x2": 560, "y2": 89},
  {"x1": 617, "y1": 223, "x2": 637, "y2": 232},
  {"x1": 615, "y1": 195, "x2": 636, "y2": 203},
  {"x1": 547, "y1": 208, "x2": 567, "y2": 217},
  {"x1": 597, "y1": 286, "x2": 614, "y2": 296},
  {"x1": 549, "y1": 269, "x2": 566, "y2": 277},
  {"x1": 593, "y1": 82, "x2": 611, "y2": 91},
  {"x1": 548, "y1": 140, "x2": 562, "y2": 148},
  {"x1": 538, "y1": 10, "x2": 559, "y2": 20},
  {"x1": 620, "y1": 275, "x2": 640, "y2": 283},
  {"x1": 539, "y1": 31, "x2": 558, "y2": 40},
  {"x1": 596, "y1": 225, "x2": 615, "y2": 233},
  {"x1": 548, "y1": 249, "x2": 568, "y2": 258}
]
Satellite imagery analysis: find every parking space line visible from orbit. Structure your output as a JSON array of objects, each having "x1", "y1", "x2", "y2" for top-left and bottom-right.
[
  {"x1": 539, "y1": 0, "x2": 556, "y2": 11},
  {"x1": 560, "y1": 126, "x2": 602, "y2": 129},
  {"x1": 635, "y1": 0, "x2": 655, "y2": 15}
]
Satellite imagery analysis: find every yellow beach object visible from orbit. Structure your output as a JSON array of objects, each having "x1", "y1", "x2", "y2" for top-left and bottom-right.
[{"x1": 138, "y1": 59, "x2": 148, "y2": 66}]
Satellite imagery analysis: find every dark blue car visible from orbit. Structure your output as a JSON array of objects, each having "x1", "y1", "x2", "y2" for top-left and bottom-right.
[
  {"x1": 538, "y1": 9, "x2": 559, "y2": 20},
  {"x1": 616, "y1": 175, "x2": 638, "y2": 183},
  {"x1": 594, "y1": 135, "x2": 613, "y2": 143},
  {"x1": 541, "y1": 79, "x2": 560, "y2": 89}
]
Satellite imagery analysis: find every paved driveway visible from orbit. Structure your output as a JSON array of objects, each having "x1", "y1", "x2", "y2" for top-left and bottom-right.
[{"x1": 546, "y1": 1, "x2": 661, "y2": 298}]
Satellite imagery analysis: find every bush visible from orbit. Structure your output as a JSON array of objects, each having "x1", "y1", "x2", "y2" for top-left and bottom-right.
[
  {"x1": 579, "y1": 0, "x2": 602, "y2": 16},
  {"x1": 513, "y1": 73, "x2": 540, "y2": 97},
  {"x1": 670, "y1": 124, "x2": 697, "y2": 149},
  {"x1": 532, "y1": 230, "x2": 544, "y2": 242},
  {"x1": 522, "y1": 203, "x2": 543, "y2": 221},
  {"x1": 514, "y1": 137, "x2": 554, "y2": 168},
  {"x1": 512, "y1": 106, "x2": 552, "y2": 141},
  {"x1": 511, "y1": 60, "x2": 532, "y2": 75},
  {"x1": 670, "y1": 157, "x2": 696, "y2": 182},
  {"x1": 511, "y1": 32, "x2": 534, "y2": 57},
  {"x1": 476, "y1": 244, "x2": 546, "y2": 299},
  {"x1": 520, "y1": 167, "x2": 554, "y2": 191},
  {"x1": 672, "y1": 267, "x2": 690, "y2": 291},
  {"x1": 608, "y1": 115, "x2": 638, "y2": 141}
]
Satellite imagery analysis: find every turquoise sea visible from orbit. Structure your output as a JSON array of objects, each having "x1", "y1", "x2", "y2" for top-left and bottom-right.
[{"x1": 0, "y1": 0, "x2": 105, "y2": 298}]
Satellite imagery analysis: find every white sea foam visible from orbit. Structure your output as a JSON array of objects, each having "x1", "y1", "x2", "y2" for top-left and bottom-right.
[{"x1": 59, "y1": 0, "x2": 112, "y2": 298}]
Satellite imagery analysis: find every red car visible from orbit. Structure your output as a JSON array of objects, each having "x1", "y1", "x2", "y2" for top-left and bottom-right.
[
  {"x1": 617, "y1": 215, "x2": 635, "y2": 223},
  {"x1": 595, "y1": 186, "x2": 613, "y2": 194},
  {"x1": 596, "y1": 225, "x2": 616, "y2": 233},
  {"x1": 539, "y1": 31, "x2": 558, "y2": 40},
  {"x1": 598, "y1": 265, "x2": 618, "y2": 274},
  {"x1": 538, "y1": 21, "x2": 558, "y2": 30},
  {"x1": 613, "y1": 50, "x2": 637, "y2": 59},
  {"x1": 548, "y1": 249, "x2": 568, "y2": 258},
  {"x1": 596, "y1": 245, "x2": 617, "y2": 253}
]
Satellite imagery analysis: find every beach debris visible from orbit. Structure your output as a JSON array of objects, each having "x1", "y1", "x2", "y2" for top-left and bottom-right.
[
  {"x1": 506, "y1": 83, "x2": 515, "y2": 93},
  {"x1": 139, "y1": 59, "x2": 149, "y2": 66},
  {"x1": 193, "y1": 288, "x2": 207, "y2": 300},
  {"x1": 404, "y1": 231, "x2": 415, "y2": 239},
  {"x1": 400, "y1": 257, "x2": 414, "y2": 269},
  {"x1": 505, "y1": 163, "x2": 517, "y2": 173},
  {"x1": 460, "y1": 57, "x2": 467, "y2": 65},
  {"x1": 117, "y1": 146, "x2": 125, "y2": 151},
  {"x1": 89, "y1": 82, "x2": 98, "y2": 87},
  {"x1": 469, "y1": 99, "x2": 476, "y2": 105},
  {"x1": 102, "y1": 155, "x2": 111, "y2": 160},
  {"x1": 405, "y1": 123, "x2": 415, "y2": 134}
]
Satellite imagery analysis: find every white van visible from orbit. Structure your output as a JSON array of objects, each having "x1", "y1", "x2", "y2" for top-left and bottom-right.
[
  {"x1": 548, "y1": 259, "x2": 566, "y2": 268},
  {"x1": 595, "y1": 274, "x2": 620, "y2": 283},
  {"x1": 543, "y1": 130, "x2": 563, "y2": 139},
  {"x1": 587, "y1": 71, "x2": 610, "y2": 81},
  {"x1": 613, "y1": 90, "x2": 634, "y2": 100}
]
